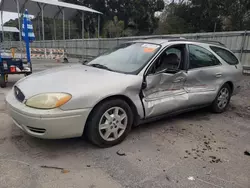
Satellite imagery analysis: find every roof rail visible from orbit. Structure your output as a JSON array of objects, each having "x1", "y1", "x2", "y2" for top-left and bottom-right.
[
  {"x1": 167, "y1": 38, "x2": 226, "y2": 47},
  {"x1": 197, "y1": 40, "x2": 226, "y2": 47},
  {"x1": 143, "y1": 36, "x2": 185, "y2": 40}
]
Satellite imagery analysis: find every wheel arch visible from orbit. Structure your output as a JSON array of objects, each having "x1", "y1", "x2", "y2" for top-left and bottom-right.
[
  {"x1": 84, "y1": 95, "x2": 140, "y2": 134},
  {"x1": 211, "y1": 81, "x2": 233, "y2": 113},
  {"x1": 214, "y1": 81, "x2": 234, "y2": 101},
  {"x1": 225, "y1": 81, "x2": 234, "y2": 93}
]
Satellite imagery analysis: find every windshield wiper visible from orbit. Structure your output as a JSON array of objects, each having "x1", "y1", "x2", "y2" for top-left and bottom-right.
[{"x1": 89, "y1": 64, "x2": 113, "y2": 71}]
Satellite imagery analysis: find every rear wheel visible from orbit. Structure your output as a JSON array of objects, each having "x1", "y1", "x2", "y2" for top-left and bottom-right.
[
  {"x1": 86, "y1": 99, "x2": 133, "y2": 147},
  {"x1": 211, "y1": 84, "x2": 232, "y2": 113}
]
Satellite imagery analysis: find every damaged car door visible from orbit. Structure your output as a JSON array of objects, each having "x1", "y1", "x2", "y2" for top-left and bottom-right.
[
  {"x1": 142, "y1": 44, "x2": 189, "y2": 118},
  {"x1": 184, "y1": 44, "x2": 223, "y2": 106}
]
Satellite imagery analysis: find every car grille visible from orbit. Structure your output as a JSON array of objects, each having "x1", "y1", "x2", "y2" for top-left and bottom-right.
[
  {"x1": 14, "y1": 86, "x2": 25, "y2": 102},
  {"x1": 27, "y1": 126, "x2": 46, "y2": 134}
]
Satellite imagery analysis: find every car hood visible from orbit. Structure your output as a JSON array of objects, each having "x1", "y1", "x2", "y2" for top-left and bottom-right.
[{"x1": 15, "y1": 64, "x2": 141, "y2": 99}]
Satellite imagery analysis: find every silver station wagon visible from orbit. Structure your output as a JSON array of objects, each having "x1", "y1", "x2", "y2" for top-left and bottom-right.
[{"x1": 6, "y1": 38, "x2": 243, "y2": 147}]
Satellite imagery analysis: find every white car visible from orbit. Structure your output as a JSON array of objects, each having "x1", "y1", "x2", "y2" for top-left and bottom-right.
[{"x1": 6, "y1": 39, "x2": 243, "y2": 147}]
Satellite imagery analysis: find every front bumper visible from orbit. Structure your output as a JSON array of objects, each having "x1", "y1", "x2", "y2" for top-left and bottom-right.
[{"x1": 6, "y1": 90, "x2": 92, "y2": 139}]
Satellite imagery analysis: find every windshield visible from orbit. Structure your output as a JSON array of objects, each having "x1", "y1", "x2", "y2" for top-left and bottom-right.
[{"x1": 87, "y1": 42, "x2": 160, "y2": 74}]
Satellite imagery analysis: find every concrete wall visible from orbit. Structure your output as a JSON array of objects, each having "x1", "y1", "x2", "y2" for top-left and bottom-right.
[{"x1": 3, "y1": 31, "x2": 250, "y2": 67}]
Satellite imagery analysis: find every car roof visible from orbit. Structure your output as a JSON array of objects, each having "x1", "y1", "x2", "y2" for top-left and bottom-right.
[
  {"x1": 132, "y1": 38, "x2": 226, "y2": 48},
  {"x1": 131, "y1": 38, "x2": 170, "y2": 45}
]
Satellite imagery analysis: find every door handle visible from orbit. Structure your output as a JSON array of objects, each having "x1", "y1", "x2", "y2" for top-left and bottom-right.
[
  {"x1": 173, "y1": 77, "x2": 184, "y2": 83},
  {"x1": 215, "y1": 73, "x2": 222, "y2": 78}
]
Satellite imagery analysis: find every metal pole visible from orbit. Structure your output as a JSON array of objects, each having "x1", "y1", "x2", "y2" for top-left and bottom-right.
[
  {"x1": 68, "y1": 20, "x2": 70, "y2": 39},
  {"x1": 0, "y1": 10, "x2": 5, "y2": 51},
  {"x1": 53, "y1": 19, "x2": 57, "y2": 40},
  {"x1": 62, "y1": 8, "x2": 66, "y2": 52},
  {"x1": 9, "y1": 33, "x2": 12, "y2": 49},
  {"x1": 97, "y1": 14, "x2": 100, "y2": 55},
  {"x1": 41, "y1": 3, "x2": 46, "y2": 58},
  {"x1": 37, "y1": 17, "x2": 42, "y2": 49},
  {"x1": 82, "y1": 11, "x2": 85, "y2": 60},
  {"x1": 88, "y1": 27, "x2": 90, "y2": 39},
  {"x1": 97, "y1": 14, "x2": 100, "y2": 38},
  {"x1": 213, "y1": 22, "x2": 217, "y2": 38},
  {"x1": 16, "y1": 0, "x2": 22, "y2": 58},
  {"x1": 82, "y1": 12, "x2": 85, "y2": 39},
  {"x1": 240, "y1": 30, "x2": 247, "y2": 61},
  {"x1": 37, "y1": 17, "x2": 41, "y2": 40},
  {"x1": 62, "y1": 9, "x2": 65, "y2": 41}
]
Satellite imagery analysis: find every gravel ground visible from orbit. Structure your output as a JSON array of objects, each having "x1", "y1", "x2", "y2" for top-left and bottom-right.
[{"x1": 0, "y1": 61, "x2": 249, "y2": 188}]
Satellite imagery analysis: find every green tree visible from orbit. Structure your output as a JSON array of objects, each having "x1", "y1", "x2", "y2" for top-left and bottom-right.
[
  {"x1": 156, "y1": 3, "x2": 190, "y2": 34},
  {"x1": 63, "y1": 0, "x2": 164, "y2": 37},
  {"x1": 103, "y1": 16, "x2": 125, "y2": 37},
  {"x1": 157, "y1": 0, "x2": 250, "y2": 34},
  {"x1": 220, "y1": 0, "x2": 250, "y2": 30}
]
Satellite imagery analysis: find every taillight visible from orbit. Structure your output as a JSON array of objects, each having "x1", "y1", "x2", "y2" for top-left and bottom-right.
[{"x1": 3, "y1": 61, "x2": 8, "y2": 70}]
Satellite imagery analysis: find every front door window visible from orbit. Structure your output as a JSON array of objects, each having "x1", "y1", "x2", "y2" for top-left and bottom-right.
[
  {"x1": 142, "y1": 44, "x2": 188, "y2": 118},
  {"x1": 149, "y1": 45, "x2": 186, "y2": 74}
]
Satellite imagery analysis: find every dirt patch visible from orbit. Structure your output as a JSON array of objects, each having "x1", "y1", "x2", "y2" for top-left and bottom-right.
[{"x1": 228, "y1": 105, "x2": 250, "y2": 119}]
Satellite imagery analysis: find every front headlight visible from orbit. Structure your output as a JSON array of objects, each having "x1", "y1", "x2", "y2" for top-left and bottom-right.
[{"x1": 25, "y1": 93, "x2": 72, "y2": 109}]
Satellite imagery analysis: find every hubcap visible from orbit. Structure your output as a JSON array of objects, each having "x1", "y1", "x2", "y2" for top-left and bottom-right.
[
  {"x1": 99, "y1": 107, "x2": 128, "y2": 141},
  {"x1": 217, "y1": 88, "x2": 229, "y2": 109}
]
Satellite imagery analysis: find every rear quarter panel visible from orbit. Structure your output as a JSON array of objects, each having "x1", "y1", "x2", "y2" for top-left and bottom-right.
[
  {"x1": 200, "y1": 43, "x2": 243, "y2": 96},
  {"x1": 220, "y1": 63, "x2": 243, "y2": 95},
  {"x1": 209, "y1": 46, "x2": 243, "y2": 95}
]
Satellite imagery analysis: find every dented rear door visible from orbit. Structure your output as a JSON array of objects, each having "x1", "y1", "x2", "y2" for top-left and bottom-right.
[
  {"x1": 184, "y1": 44, "x2": 224, "y2": 107},
  {"x1": 184, "y1": 66, "x2": 223, "y2": 106},
  {"x1": 142, "y1": 71, "x2": 188, "y2": 118}
]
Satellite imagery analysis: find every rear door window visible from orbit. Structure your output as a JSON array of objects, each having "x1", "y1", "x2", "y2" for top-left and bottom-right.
[
  {"x1": 188, "y1": 45, "x2": 221, "y2": 69},
  {"x1": 210, "y1": 46, "x2": 239, "y2": 65}
]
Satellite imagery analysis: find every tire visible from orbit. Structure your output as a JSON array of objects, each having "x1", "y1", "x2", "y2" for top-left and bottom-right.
[
  {"x1": 0, "y1": 75, "x2": 7, "y2": 88},
  {"x1": 211, "y1": 83, "x2": 232, "y2": 113},
  {"x1": 86, "y1": 99, "x2": 133, "y2": 147}
]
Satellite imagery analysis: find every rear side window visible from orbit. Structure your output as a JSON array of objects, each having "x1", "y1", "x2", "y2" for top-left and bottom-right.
[{"x1": 210, "y1": 46, "x2": 239, "y2": 65}]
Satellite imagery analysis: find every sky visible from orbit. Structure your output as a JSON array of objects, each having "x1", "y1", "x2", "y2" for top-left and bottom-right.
[
  {"x1": 0, "y1": 0, "x2": 58, "y2": 24},
  {"x1": 0, "y1": 11, "x2": 19, "y2": 24}
]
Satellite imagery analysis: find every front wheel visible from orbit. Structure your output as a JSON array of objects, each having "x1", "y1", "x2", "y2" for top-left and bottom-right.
[
  {"x1": 86, "y1": 99, "x2": 133, "y2": 147},
  {"x1": 211, "y1": 84, "x2": 232, "y2": 113}
]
